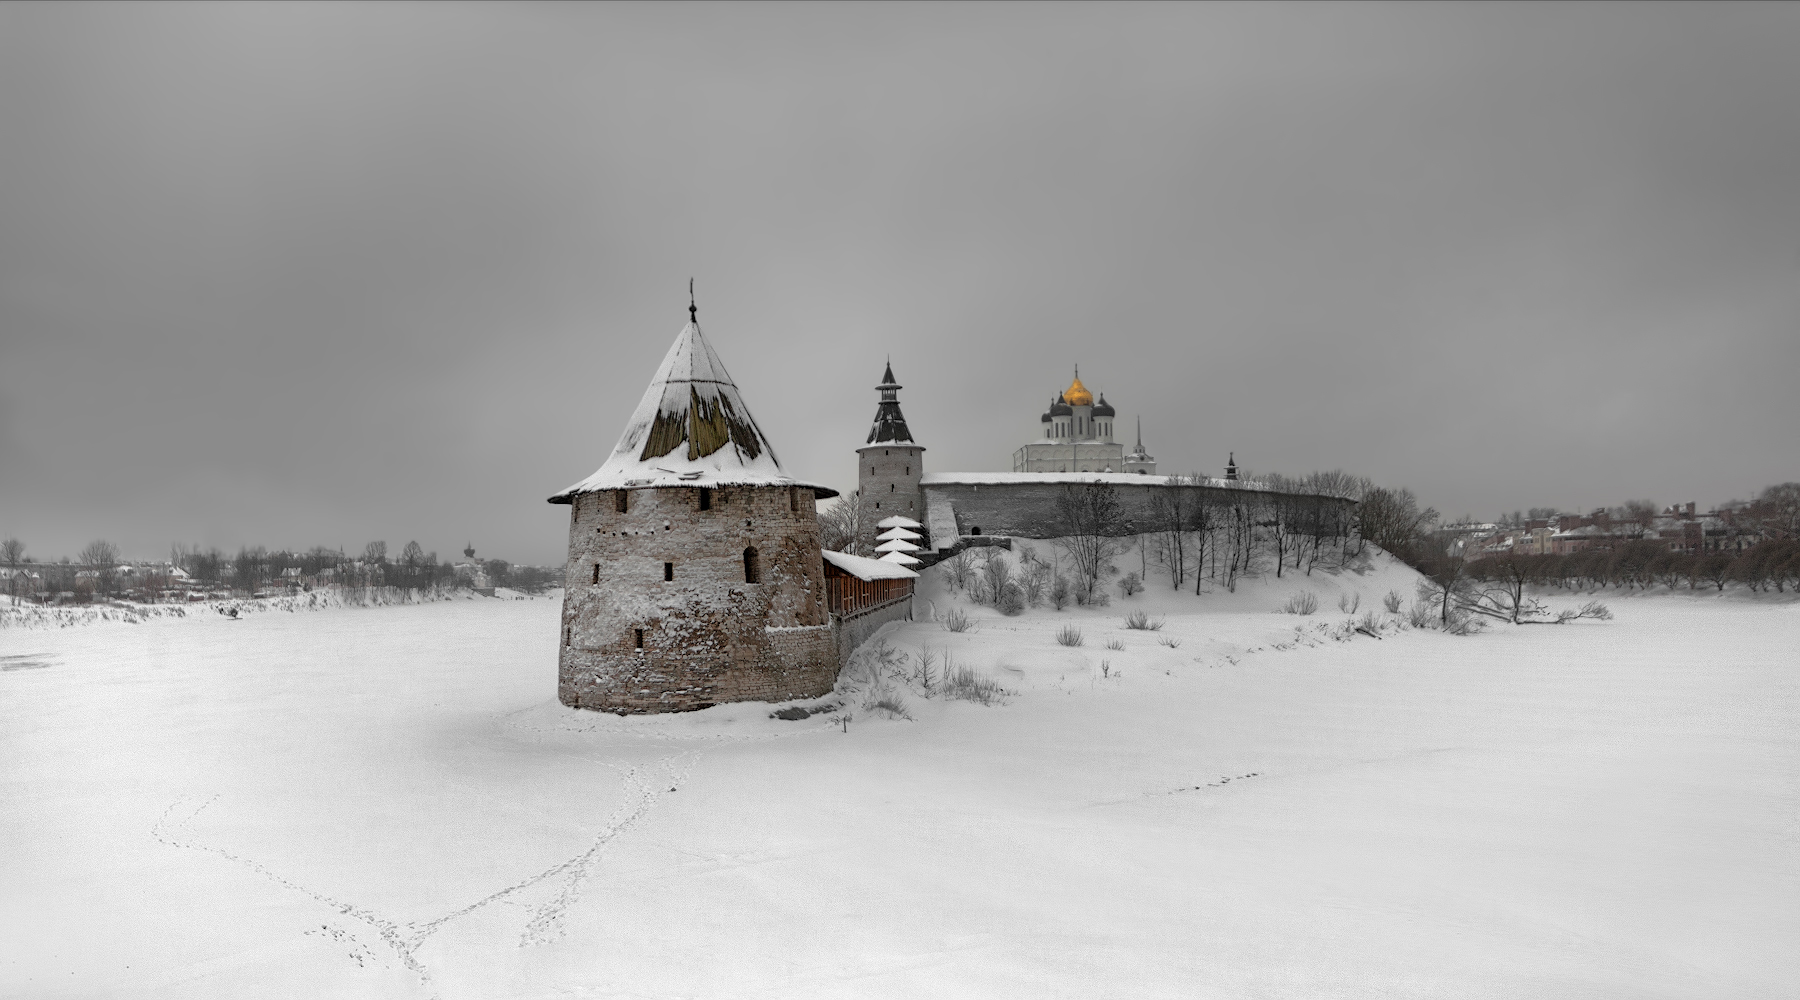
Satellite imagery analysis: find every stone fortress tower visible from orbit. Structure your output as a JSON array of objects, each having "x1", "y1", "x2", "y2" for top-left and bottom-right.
[
  {"x1": 548, "y1": 296, "x2": 841, "y2": 714},
  {"x1": 855, "y1": 361, "x2": 925, "y2": 555},
  {"x1": 1012, "y1": 368, "x2": 1156, "y2": 475}
]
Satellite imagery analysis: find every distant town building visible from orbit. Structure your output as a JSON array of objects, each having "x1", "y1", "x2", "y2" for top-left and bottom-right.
[{"x1": 1454, "y1": 502, "x2": 1764, "y2": 562}]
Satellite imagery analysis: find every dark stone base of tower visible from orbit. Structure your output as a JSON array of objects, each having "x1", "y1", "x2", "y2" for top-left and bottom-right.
[
  {"x1": 559, "y1": 625, "x2": 837, "y2": 714},
  {"x1": 556, "y1": 485, "x2": 837, "y2": 714}
]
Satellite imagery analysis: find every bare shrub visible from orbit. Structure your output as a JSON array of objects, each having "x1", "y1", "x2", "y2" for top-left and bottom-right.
[
  {"x1": 913, "y1": 647, "x2": 940, "y2": 694},
  {"x1": 843, "y1": 638, "x2": 910, "y2": 690},
  {"x1": 942, "y1": 662, "x2": 1007, "y2": 705},
  {"x1": 996, "y1": 581, "x2": 1026, "y2": 616},
  {"x1": 943, "y1": 607, "x2": 974, "y2": 633},
  {"x1": 1554, "y1": 600, "x2": 1613, "y2": 623},
  {"x1": 1158, "y1": 635, "x2": 1182, "y2": 648},
  {"x1": 1050, "y1": 574, "x2": 1071, "y2": 610},
  {"x1": 1100, "y1": 660, "x2": 1113, "y2": 678},
  {"x1": 1117, "y1": 572, "x2": 1144, "y2": 597},
  {"x1": 1282, "y1": 591, "x2": 1319, "y2": 615},
  {"x1": 1444, "y1": 608, "x2": 1486, "y2": 635},
  {"x1": 1383, "y1": 589, "x2": 1403, "y2": 613},
  {"x1": 947, "y1": 550, "x2": 978, "y2": 592},
  {"x1": 1123, "y1": 610, "x2": 1164, "y2": 631},
  {"x1": 1056, "y1": 624, "x2": 1084, "y2": 647},
  {"x1": 1356, "y1": 609, "x2": 1382, "y2": 634},
  {"x1": 1406, "y1": 600, "x2": 1435, "y2": 629},
  {"x1": 864, "y1": 690, "x2": 913, "y2": 720},
  {"x1": 1106, "y1": 638, "x2": 1125, "y2": 651},
  {"x1": 980, "y1": 554, "x2": 1013, "y2": 608},
  {"x1": 1021, "y1": 560, "x2": 1050, "y2": 606},
  {"x1": 1337, "y1": 592, "x2": 1361, "y2": 614}
]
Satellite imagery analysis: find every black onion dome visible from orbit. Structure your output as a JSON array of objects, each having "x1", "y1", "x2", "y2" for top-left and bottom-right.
[
  {"x1": 1092, "y1": 393, "x2": 1116, "y2": 417},
  {"x1": 1049, "y1": 393, "x2": 1072, "y2": 416}
]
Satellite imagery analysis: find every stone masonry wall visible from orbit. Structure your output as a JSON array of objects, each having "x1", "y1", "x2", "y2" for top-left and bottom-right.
[
  {"x1": 923, "y1": 481, "x2": 1355, "y2": 539},
  {"x1": 856, "y1": 444, "x2": 925, "y2": 554},
  {"x1": 830, "y1": 594, "x2": 913, "y2": 670},
  {"x1": 558, "y1": 485, "x2": 836, "y2": 713}
]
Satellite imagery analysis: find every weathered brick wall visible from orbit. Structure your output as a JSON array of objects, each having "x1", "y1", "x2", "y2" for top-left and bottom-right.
[
  {"x1": 856, "y1": 444, "x2": 925, "y2": 553},
  {"x1": 557, "y1": 485, "x2": 837, "y2": 713},
  {"x1": 923, "y1": 481, "x2": 1354, "y2": 539},
  {"x1": 830, "y1": 594, "x2": 913, "y2": 668}
]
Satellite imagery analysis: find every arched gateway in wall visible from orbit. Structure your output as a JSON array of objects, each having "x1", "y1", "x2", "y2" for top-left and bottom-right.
[{"x1": 548, "y1": 299, "x2": 842, "y2": 714}]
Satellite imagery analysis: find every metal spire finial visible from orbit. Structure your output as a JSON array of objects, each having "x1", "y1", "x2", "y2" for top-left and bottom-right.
[{"x1": 689, "y1": 278, "x2": 696, "y2": 323}]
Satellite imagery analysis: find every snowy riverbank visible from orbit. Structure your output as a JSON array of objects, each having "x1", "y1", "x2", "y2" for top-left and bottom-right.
[{"x1": 2, "y1": 553, "x2": 1795, "y2": 998}]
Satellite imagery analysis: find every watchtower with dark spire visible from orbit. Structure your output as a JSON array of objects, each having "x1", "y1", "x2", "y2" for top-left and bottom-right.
[{"x1": 856, "y1": 360, "x2": 925, "y2": 555}]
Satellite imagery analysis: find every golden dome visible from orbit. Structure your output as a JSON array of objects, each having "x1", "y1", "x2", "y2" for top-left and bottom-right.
[{"x1": 1064, "y1": 372, "x2": 1093, "y2": 407}]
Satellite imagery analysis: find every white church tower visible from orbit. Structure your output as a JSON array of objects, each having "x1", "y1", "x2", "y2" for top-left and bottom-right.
[{"x1": 1012, "y1": 368, "x2": 1155, "y2": 474}]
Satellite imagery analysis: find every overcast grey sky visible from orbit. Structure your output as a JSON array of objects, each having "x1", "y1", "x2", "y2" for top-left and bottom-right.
[{"x1": 2, "y1": 3, "x2": 1796, "y2": 565}]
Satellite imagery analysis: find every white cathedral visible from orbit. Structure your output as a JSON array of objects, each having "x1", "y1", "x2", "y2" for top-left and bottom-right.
[{"x1": 1011, "y1": 368, "x2": 1156, "y2": 475}]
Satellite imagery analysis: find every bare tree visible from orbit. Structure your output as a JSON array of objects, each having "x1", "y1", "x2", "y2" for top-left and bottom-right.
[
  {"x1": 1412, "y1": 535, "x2": 1469, "y2": 626},
  {"x1": 1186, "y1": 491, "x2": 1217, "y2": 595},
  {"x1": 1606, "y1": 500, "x2": 1657, "y2": 540},
  {"x1": 364, "y1": 540, "x2": 388, "y2": 565},
  {"x1": 1149, "y1": 477, "x2": 1195, "y2": 589},
  {"x1": 817, "y1": 490, "x2": 864, "y2": 554},
  {"x1": 1694, "y1": 553, "x2": 1733, "y2": 592},
  {"x1": 80, "y1": 539, "x2": 121, "y2": 598},
  {"x1": 1213, "y1": 481, "x2": 1263, "y2": 592},
  {"x1": 234, "y1": 546, "x2": 267, "y2": 595},
  {"x1": 484, "y1": 559, "x2": 510, "y2": 588},
  {"x1": 398, "y1": 540, "x2": 425, "y2": 592},
  {"x1": 1261, "y1": 474, "x2": 1308, "y2": 579},
  {"x1": 1054, "y1": 481, "x2": 1127, "y2": 600},
  {"x1": 1356, "y1": 487, "x2": 1438, "y2": 561},
  {"x1": 2, "y1": 538, "x2": 24, "y2": 605},
  {"x1": 1749, "y1": 482, "x2": 1800, "y2": 539}
]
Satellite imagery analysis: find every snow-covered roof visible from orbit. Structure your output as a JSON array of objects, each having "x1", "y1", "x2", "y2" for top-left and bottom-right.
[
  {"x1": 821, "y1": 548, "x2": 918, "y2": 580},
  {"x1": 875, "y1": 538, "x2": 920, "y2": 553},
  {"x1": 876, "y1": 526, "x2": 922, "y2": 541},
  {"x1": 878, "y1": 551, "x2": 922, "y2": 565},
  {"x1": 876, "y1": 515, "x2": 922, "y2": 528},
  {"x1": 549, "y1": 317, "x2": 839, "y2": 503}
]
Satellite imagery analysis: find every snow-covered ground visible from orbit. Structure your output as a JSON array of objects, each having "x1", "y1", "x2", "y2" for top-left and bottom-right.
[{"x1": 3, "y1": 549, "x2": 1795, "y2": 999}]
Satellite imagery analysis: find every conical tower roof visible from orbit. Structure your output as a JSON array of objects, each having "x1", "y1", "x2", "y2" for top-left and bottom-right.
[
  {"x1": 549, "y1": 313, "x2": 837, "y2": 502},
  {"x1": 863, "y1": 359, "x2": 919, "y2": 446}
]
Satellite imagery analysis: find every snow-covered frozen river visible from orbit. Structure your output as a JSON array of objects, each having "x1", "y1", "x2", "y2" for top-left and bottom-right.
[{"x1": 3, "y1": 572, "x2": 1796, "y2": 998}]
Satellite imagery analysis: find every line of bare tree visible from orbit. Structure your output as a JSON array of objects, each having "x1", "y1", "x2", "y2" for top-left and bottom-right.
[{"x1": 1, "y1": 536, "x2": 556, "y2": 605}]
